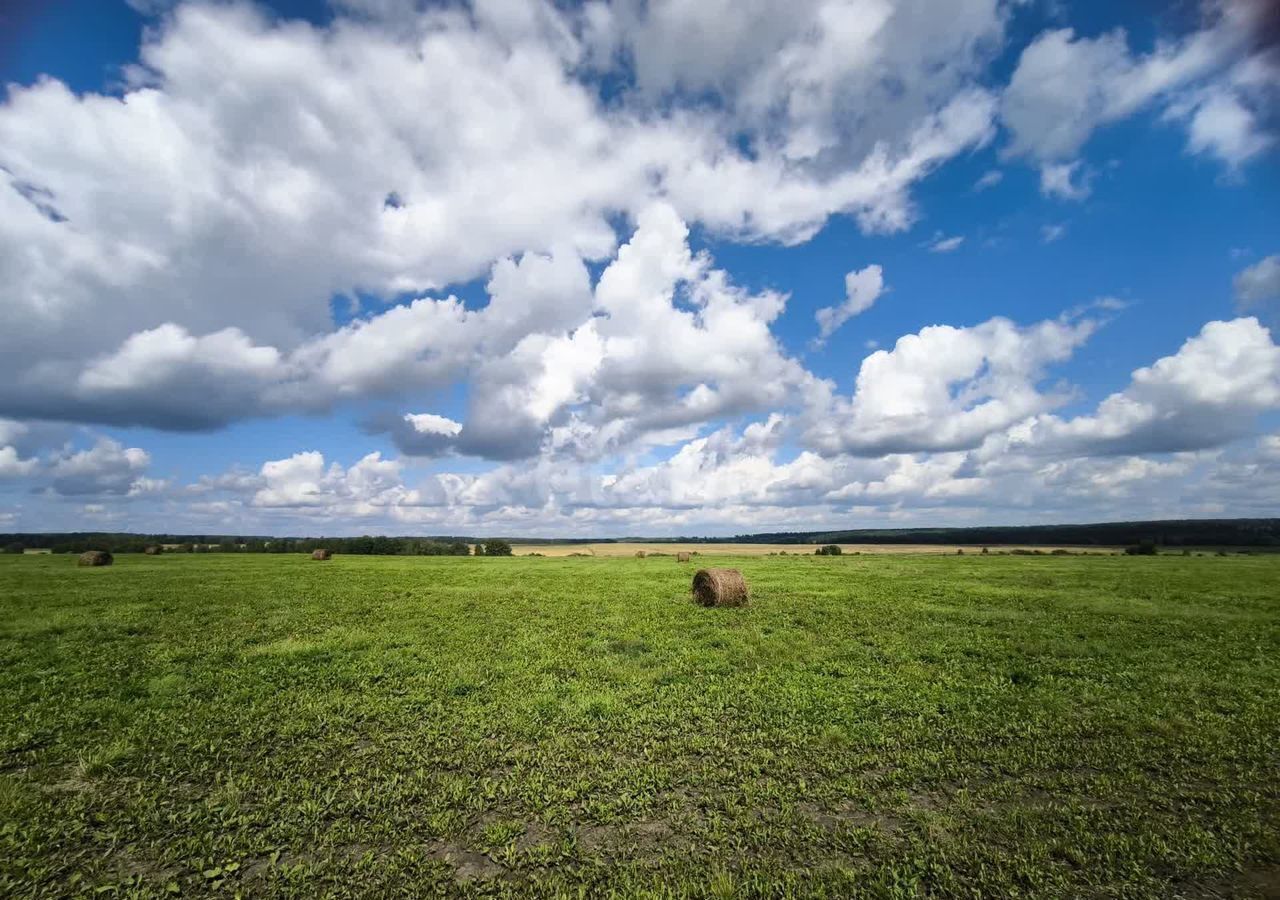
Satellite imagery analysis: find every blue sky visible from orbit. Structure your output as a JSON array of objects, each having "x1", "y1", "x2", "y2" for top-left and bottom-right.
[{"x1": 1, "y1": 0, "x2": 1278, "y2": 536}]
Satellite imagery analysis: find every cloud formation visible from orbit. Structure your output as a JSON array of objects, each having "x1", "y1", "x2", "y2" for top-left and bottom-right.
[
  {"x1": 805, "y1": 315, "x2": 1096, "y2": 456},
  {"x1": 47, "y1": 439, "x2": 156, "y2": 497},
  {"x1": 1020, "y1": 317, "x2": 1280, "y2": 456},
  {"x1": 1001, "y1": 1, "x2": 1275, "y2": 167},
  {"x1": 1, "y1": 0, "x2": 1277, "y2": 534},
  {"x1": 7, "y1": 310, "x2": 1280, "y2": 533},
  {"x1": 815, "y1": 265, "x2": 886, "y2": 341},
  {"x1": 1235, "y1": 254, "x2": 1280, "y2": 318}
]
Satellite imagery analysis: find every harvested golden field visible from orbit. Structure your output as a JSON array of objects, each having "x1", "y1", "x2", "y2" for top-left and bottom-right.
[{"x1": 512, "y1": 542, "x2": 1117, "y2": 557}]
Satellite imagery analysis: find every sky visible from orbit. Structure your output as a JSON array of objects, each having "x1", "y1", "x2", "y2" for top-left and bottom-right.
[{"x1": 0, "y1": 0, "x2": 1278, "y2": 538}]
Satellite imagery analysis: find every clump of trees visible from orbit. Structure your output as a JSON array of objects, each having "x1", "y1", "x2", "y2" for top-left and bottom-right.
[
  {"x1": 475, "y1": 540, "x2": 513, "y2": 556},
  {"x1": 815, "y1": 544, "x2": 842, "y2": 556},
  {"x1": 1125, "y1": 540, "x2": 1158, "y2": 556},
  {"x1": 284, "y1": 536, "x2": 471, "y2": 556}
]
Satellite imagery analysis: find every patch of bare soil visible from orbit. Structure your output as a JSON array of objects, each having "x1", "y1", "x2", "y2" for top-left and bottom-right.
[
  {"x1": 424, "y1": 842, "x2": 507, "y2": 883},
  {"x1": 573, "y1": 819, "x2": 677, "y2": 856},
  {"x1": 796, "y1": 799, "x2": 901, "y2": 832},
  {"x1": 1172, "y1": 863, "x2": 1280, "y2": 899}
]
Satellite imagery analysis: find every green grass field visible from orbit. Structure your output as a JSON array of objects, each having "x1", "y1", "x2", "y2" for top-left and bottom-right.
[{"x1": 1, "y1": 553, "x2": 1277, "y2": 898}]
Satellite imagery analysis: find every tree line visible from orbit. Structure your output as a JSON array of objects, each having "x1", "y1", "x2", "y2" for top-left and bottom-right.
[
  {"x1": 0, "y1": 533, "x2": 512, "y2": 556},
  {"x1": 720, "y1": 519, "x2": 1280, "y2": 548},
  {"x1": 5, "y1": 518, "x2": 1279, "y2": 555}
]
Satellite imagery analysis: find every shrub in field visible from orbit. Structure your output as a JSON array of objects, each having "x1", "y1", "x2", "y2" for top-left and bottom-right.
[
  {"x1": 815, "y1": 544, "x2": 842, "y2": 556},
  {"x1": 483, "y1": 540, "x2": 513, "y2": 556},
  {"x1": 399, "y1": 540, "x2": 470, "y2": 555},
  {"x1": 1125, "y1": 541, "x2": 1158, "y2": 556}
]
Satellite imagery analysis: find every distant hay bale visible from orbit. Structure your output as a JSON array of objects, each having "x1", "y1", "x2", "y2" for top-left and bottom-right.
[
  {"x1": 144, "y1": 545, "x2": 162, "y2": 555},
  {"x1": 635, "y1": 550, "x2": 647, "y2": 558},
  {"x1": 677, "y1": 551, "x2": 691, "y2": 563},
  {"x1": 691, "y1": 568, "x2": 749, "y2": 607},
  {"x1": 311, "y1": 549, "x2": 332, "y2": 561},
  {"x1": 78, "y1": 550, "x2": 113, "y2": 567}
]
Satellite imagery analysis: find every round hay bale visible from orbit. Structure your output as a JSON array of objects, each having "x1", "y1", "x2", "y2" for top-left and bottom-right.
[
  {"x1": 144, "y1": 545, "x2": 162, "y2": 555},
  {"x1": 691, "y1": 568, "x2": 749, "y2": 607},
  {"x1": 78, "y1": 550, "x2": 113, "y2": 567},
  {"x1": 312, "y1": 549, "x2": 332, "y2": 561},
  {"x1": 635, "y1": 550, "x2": 647, "y2": 558},
  {"x1": 676, "y1": 551, "x2": 691, "y2": 563}
]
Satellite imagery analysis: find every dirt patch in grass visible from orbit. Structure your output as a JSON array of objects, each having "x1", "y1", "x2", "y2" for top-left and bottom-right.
[
  {"x1": 424, "y1": 842, "x2": 507, "y2": 883},
  {"x1": 1173, "y1": 862, "x2": 1280, "y2": 899},
  {"x1": 797, "y1": 798, "x2": 900, "y2": 832},
  {"x1": 574, "y1": 819, "x2": 677, "y2": 856}
]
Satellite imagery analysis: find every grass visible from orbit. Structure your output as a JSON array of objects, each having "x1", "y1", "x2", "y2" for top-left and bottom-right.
[{"x1": 0, "y1": 552, "x2": 1277, "y2": 898}]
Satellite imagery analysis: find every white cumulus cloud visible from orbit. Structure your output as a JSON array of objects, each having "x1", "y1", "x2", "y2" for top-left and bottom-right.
[
  {"x1": 816, "y1": 264, "x2": 886, "y2": 341},
  {"x1": 1235, "y1": 254, "x2": 1280, "y2": 316},
  {"x1": 1020, "y1": 317, "x2": 1280, "y2": 455},
  {"x1": 806, "y1": 315, "x2": 1096, "y2": 455}
]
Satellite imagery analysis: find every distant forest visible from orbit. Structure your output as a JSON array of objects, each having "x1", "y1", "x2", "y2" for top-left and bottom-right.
[
  {"x1": 712, "y1": 518, "x2": 1280, "y2": 548},
  {"x1": 0, "y1": 534, "x2": 490, "y2": 556},
  {"x1": 2, "y1": 518, "x2": 1278, "y2": 554}
]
